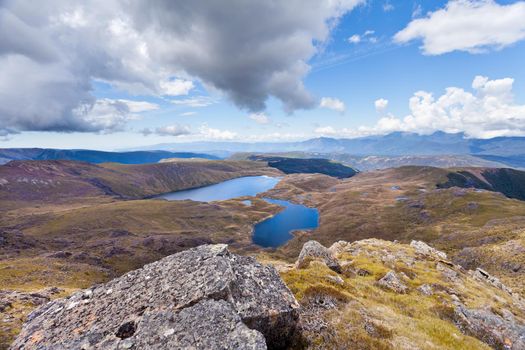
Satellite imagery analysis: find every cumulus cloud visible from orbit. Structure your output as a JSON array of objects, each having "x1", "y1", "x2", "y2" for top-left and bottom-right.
[
  {"x1": 118, "y1": 100, "x2": 159, "y2": 113},
  {"x1": 160, "y1": 79, "x2": 194, "y2": 96},
  {"x1": 320, "y1": 97, "x2": 346, "y2": 113},
  {"x1": 374, "y1": 98, "x2": 389, "y2": 112},
  {"x1": 382, "y1": 75, "x2": 525, "y2": 138},
  {"x1": 155, "y1": 124, "x2": 192, "y2": 136},
  {"x1": 198, "y1": 125, "x2": 237, "y2": 140},
  {"x1": 314, "y1": 126, "x2": 337, "y2": 135},
  {"x1": 0, "y1": 0, "x2": 363, "y2": 135},
  {"x1": 348, "y1": 30, "x2": 377, "y2": 45},
  {"x1": 141, "y1": 124, "x2": 191, "y2": 136},
  {"x1": 394, "y1": 0, "x2": 525, "y2": 55},
  {"x1": 317, "y1": 76, "x2": 525, "y2": 139},
  {"x1": 348, "y1": 34, "x2": 361, "y2": 44},
  {"x1": 248, "y1": 113, "x2": 270, "y2": 124}
]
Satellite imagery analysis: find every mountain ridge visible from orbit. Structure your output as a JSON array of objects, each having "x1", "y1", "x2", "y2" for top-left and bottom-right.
[{"x1": 123, "y1": 132, "x2": 525, "y2": 161}]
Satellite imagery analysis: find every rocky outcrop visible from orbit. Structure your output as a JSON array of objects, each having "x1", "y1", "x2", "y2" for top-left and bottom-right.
[
  {"x1": 453, "y1": 303, "x2": 525, "y2": 350},
  {"x1": 410, "y1": 240, "x2": 447, "y2": 260},
  {"x1": 287, "y1": 239, "x2": 525, "y2": 350},
  {"x1": 376, "y1": 271, "x2": 408, "y2": 294},
  {"x1": 10, "y1": 244, "x2": 299, "y2": 350},
  {"x1": 296, "y1": 240, "x2": 341, "y2": 273}
]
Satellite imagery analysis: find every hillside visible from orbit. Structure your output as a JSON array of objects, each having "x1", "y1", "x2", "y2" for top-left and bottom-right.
[
  {"x1": 9, "y1": 242, "x2": 525, "y2": 350},
  {"x1": 438, "y1": 168, "x2": 525, "y2": 200},
  {"x1": 248, "y1": 155, "x2": 357, "y2": 178},
  {"x1": 0, "y1": 159, "x2": 281, "y2": 208},
  {"x1": 3, "y1": 162, "x2": 525, "y2": 348},
  {"x1": 0, "y1": 148, "x2": 218, "y2": 165},
  {"x1": 262, "y1": 166, "x2": 525, "y2": 298}
]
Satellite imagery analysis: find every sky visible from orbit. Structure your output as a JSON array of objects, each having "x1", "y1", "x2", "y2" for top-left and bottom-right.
[{"x1": 1, "y1": 0, "x2": 525, "y2": 150}]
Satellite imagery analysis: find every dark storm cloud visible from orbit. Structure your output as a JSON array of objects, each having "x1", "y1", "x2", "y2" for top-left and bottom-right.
[{"x1": 0, "y1": 0, "x2": 362, "y2": 135}]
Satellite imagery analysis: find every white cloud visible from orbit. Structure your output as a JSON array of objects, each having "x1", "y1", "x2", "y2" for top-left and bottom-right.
[
  {"x1": 395, "y1": 0, "x2": 525, "y2": 55},
  {"x1": 154, "y1": 124, "x2": 192, "y2": 136},
  {"x1": 160, "y1": 79, "x2": 194, "y2": 96},
  {"x1": 374, "y1": 98, "x2": 389, "y2": 112},
  {"x1": 348, "y1": 34, "x2": 361, "y2": 44},
  {"x1": 79, "y1": 99, "x2": 137, "y2": 133},
  {"x1": 348, "y1": 30, "x2": 378, "y2": 45},
  {"x1": 315, "y1": 76, "x2": 525, "y2": 139},
  {"x1": 117, "y1": 99, "x2": 159, "y2": 113},
  {"x1": 0, "y1": 0, "x2": 364, "y2": 136},
  {"x1": 179, "y1": 111, "x2": 197, "y2": 116},
  {"x1": 170, "y1": 97, "x2": 216, "y2": 108},
  {"x1": 142, "y1": 124, "x2": 191, "y2": 136},
  {"x1": 314, "y1": 126, "x2": 337, "y2": 135},
  {"x1": 198, "y1": 125, "x2": 237, "y2": 140},
  {"x1": 369, "y1": 76, "x2": 525, "y2": 138},
  {"x1": 248, "y1": 112, "x2": 270, "y2": 124},
  {"x1": 320, "y1": 97, "x2": 346, "y2": 113}
]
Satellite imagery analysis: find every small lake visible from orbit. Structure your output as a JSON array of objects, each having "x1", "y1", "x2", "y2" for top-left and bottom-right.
[
  {"x1": 158, "y1": 176, "x2": 319, "y2": 248},
  {"x1": 158, "y1": 176, "x2": 280, "y2": 202},
  {"x1": 252, "y1": 198, "x2": 319, "y2": 248}
]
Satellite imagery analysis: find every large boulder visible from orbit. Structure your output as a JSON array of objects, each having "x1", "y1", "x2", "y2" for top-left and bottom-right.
[
  {"x1": 296, "y1": 240, "x2": 341, "y2": 273},
  {"x1": 10, "y1": 244, "x2": 300, "y2": 350}
]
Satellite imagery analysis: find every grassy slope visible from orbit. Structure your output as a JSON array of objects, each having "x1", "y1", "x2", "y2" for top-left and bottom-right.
[
  {"x1": 3, "y1": 162, "x2": 525, "y2": 348},
  {"x1": 0, "y1": 196, "x2": 281, "y2": 347},
  {"x1": 0, "y1": 159, "x2": 281, "y2": 210},
  {"x1": 277, "y1": 239, "x2": 523, "y2": 349},
  {"x1": 0, "y1": 158, "x2": 282, "y2": 347},
  {"x1": 263, "y1": 167, "x2": 525, "y2": 297}
]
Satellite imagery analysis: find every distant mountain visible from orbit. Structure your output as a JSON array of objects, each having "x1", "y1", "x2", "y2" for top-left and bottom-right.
[
  {"x1": 0, "y1": 148, "x2": 219, "y2": 165},
  {"x1": 128, "y1": 131, "x2": 525, "y2": 158},
  {"x1": 236, "y1": 153, "x2": 509, "y2": 171}
]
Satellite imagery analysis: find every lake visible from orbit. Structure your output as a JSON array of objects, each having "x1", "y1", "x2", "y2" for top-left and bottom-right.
[
  {"x1": 158, "y1": 176, "x2": 319, "y2": 247},
  {"x1": 158, "y1": 175, "x2": 280, "y2": 201},
  {"x1": 252, "y1": 198, "x2": 319, "y2": 248}
]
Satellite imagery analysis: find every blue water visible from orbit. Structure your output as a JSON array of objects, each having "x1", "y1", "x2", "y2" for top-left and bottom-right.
[
  {"x1": 253, "y1": 198, "x2": 319, "y2": 248},
  {"x1": 158, "y1": 176, "x2": 319, "y2": 247},
  {"x1": 158, "y1": 176, "x2": 280, "y2": 201}
]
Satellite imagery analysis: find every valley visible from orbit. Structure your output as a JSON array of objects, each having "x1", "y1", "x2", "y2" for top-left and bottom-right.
[{"x1": 2, "y1": 157, "x2": 525, "y2": 349}]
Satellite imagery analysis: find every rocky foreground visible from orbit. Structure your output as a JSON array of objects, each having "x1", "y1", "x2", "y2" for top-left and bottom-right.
[{"x1": 11, "y1": 240, "x2": 525, "y2": 349}]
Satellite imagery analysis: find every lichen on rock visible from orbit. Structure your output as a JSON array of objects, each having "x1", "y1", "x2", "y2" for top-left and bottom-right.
[{"x1": 10, "y1": 244, "x2": 300, "y2": 350}]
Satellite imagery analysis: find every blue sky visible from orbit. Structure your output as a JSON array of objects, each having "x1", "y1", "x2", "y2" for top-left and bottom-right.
[{"x1": 2, "y1": 0, "x2": 525, "y2": 150}]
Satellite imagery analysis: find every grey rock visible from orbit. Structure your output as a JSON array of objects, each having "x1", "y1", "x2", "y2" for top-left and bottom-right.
[
  {"x1": 417, "y1": 284, "x2": 433, "y2": 296},
  {"x1": 473, "y1": 268, "x2": 514, "y2": 295},
  {"x1": 10, "y1": 244, "x2": 299, "y2": 350},
  {"x1": 296, "y1": 240, "x2": 341, "y2": 273},
  {"x1": 410, "y1": 240, "x2": 447, "y2": 260},
  {"x1": 325, "y1": 275, "x2": 344, "y2": 286},
  {"x1": 376, "y1": 271, "x2": 408, "y2": 294},
  {"x1": 133, "y1": 300, "x2": 266, "y2": 350},
  {"x1": 437, "y1": 262, "x2": 459, "y2": 282},
  {"x1": 453, "y1": 303, "x2": 525, "y2": 350}
]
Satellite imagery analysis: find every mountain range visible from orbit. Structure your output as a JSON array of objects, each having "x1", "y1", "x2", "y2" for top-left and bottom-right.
[{"x1": 126, "y1": 131, "x2": 525, "y2": 166}]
